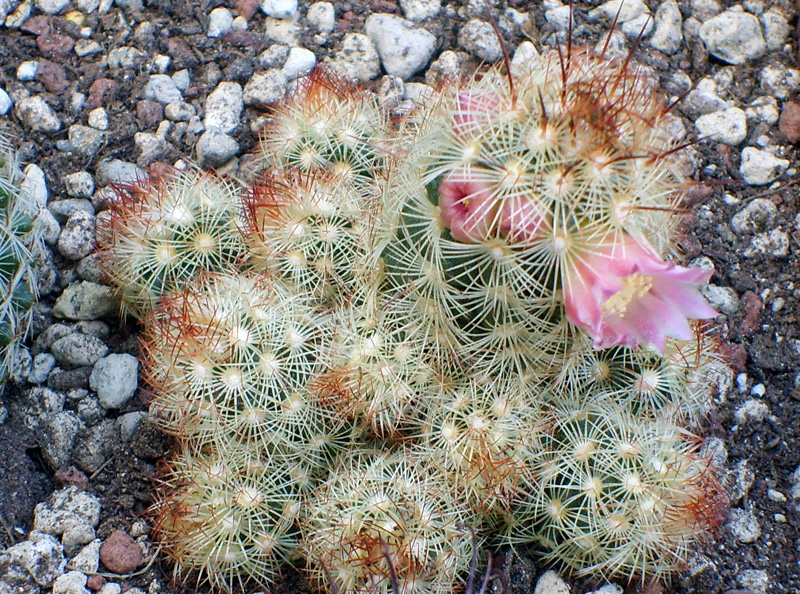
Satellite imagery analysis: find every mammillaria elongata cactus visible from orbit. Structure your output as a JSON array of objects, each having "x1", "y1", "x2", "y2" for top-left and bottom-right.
[{"x1": 98, "y1": 22, "x2": 729, "y2": 594}]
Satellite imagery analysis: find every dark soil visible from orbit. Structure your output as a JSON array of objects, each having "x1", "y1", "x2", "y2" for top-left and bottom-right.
[{"x1": 1, "y1": 1, "x2": 799, "y2": 594}]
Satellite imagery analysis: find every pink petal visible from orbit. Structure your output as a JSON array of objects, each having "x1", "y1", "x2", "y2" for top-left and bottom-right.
[
  {"x1": 438, "y1": 171, "x2": 499, "y2": 243},
  {"x1": 453, "y1": 92, "x2": 502, "y2": 137}
]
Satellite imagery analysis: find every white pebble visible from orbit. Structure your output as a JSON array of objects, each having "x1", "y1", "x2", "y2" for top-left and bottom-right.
[
  {"x1": 207, "y1": 7, "x2": 234, "y2": 38},
  {"x1": 17, "y1": 60, "x2": 39, "y2": 81}
]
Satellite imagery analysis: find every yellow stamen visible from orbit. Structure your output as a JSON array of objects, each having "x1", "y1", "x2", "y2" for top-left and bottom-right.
[{"x1": 602, "y1": 273, "x2": 653, "y2": 316}]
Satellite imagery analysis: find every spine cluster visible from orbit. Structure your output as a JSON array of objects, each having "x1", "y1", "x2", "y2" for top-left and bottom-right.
[{"x1": 98, "y1": 41, "x2": 728, "y2": 594}]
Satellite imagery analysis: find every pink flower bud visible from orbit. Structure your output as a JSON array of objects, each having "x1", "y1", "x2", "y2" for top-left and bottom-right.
[
  {"x1": 438, "y1": 170, "x2": 500, "y2": 243},
  {"x1": 499, "y1": 196, "x2": 550, "y2": 245},
  {"x1": 563, "y1": 234, "x2": 717, "y2": 353},
  {"x1": 453, "y1": 92, "x2": 502, "y2": 137}
]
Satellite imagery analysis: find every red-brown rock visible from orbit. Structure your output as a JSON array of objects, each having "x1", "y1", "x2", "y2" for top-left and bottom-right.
[
  {"x1": 21, "y1": 15, "x2": 51, "y2": 35},
  {"x1": 100, "y1": 530, "x2": 143, "y2": 574},
  {"x1": 86, "y1": 575, "x2": 106, "y2": 591},
  {"x1": 37, "y1": 33, "x2": 75, "y2": 61},
  {"x1": 87, "y1": 78, "x2": 116, "y2": 108},
  {"x1": 235, "y1": 0, "x2": 258, "y2": 20},
  {"x1": 35, "y1": 60, "x2": 69, "y2": 94},
  {"x1": 778, "y1": 100, "x2": 800, "y2": 143},
  {"x1": 55, "y1": 465, "x2": 89, "y2": 489}
]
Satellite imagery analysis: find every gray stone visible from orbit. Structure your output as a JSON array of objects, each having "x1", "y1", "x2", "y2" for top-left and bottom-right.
[
  {"x1": 172, "y1": 69, "x2": 191, "y2": 91},
  {"x1": 207, "y1": 7, "x2": 233, "y2": 38},
  {"x1": 16, "y1": 95, "x2": 62, "y2": 133},
  {"x1": 68, "y1": 125, "x2": 105, "y2": 159},
  {"x1": 75, "y1": 0, "x2": 100, "y2": 11},
  {"x1": 57, "y1": 210, "x2": 96, "y2": 261},
  {"x1": 739, "y1": 147, "x2": 789, "y2": 186},
  {"x1": 699, "y1": 11, "x2": 766, "y2": 64},
  {"x1": 683, "y1": 78, "x2": 731, "y2": 117},
  {"x1": 116, "y1": 411, "x2": 146, "y2": 442},
  {"x1": 761, "y1": 8, "x2": 791, "y2": 51},
  {"x1": 695, "y1": 107, "x2": 747, "y2": 145},
  {"x1": 589, "y1": 0, "x2": 648, "y2": 23},
  {"x1": 327, "y1": 33, "x2": 381, "y2": 83},
  {"x1": 734, "y1": 399, "x2": 770, "y2": 424},
  {"x1": 21, "y1": 163, "x2": 48, "y2": 212},
  {"x1": 35, "y1": 323, "x2": 74, "y2": 354},
  {"x1": 90, "y1": 353, "x2": 138, "y2": 409},
  {"x1": 759, "y1": 65, "x2": 800, "y2": 100},
  {"x1": 76, "y1": 395, "x2": 104, "y2": 426},
  {"x1": 87, "y1": 108, "x2": 109, "y2": 131},
  {"x1": 49, "y1": 199, "x2": 95, "y2": 224},
  {"x1": 95, "y1": 159, "x2": 145, "y2": 187},
  {"x1": 75, "y1": 253, "x2": 106, "y2": 284},
  {"x1": 134, "y1": 127, "x2": 170, "y2": 166},
  {"x1": 205, "y1": 82, "x2": 244, "y2": 134},
  {"x1": 69, "y1": 539, "x2": 101, "y2": 574},
  {"x1": 39, "y1": 412, "x2": 84, "y2": 469},
  {"x1": 0, "y1": 531, "x2": 65, "y2": 588},
  {"x1": 63, "y1": 172, "x2": 95, "y2": 199},
  {"x1": 164, "y1": 100, "x2": 196, "y2": 122},
  {"x1": 0, "y1": 87, "x2": 12, "y2": 115},
  {"x1": 727, "y1": 507, "x2": 761, "y2": 543},
  {"x1": 73, "y1": 420, "x2": 116, "y2": 474},
  {"x1": 52, "y1": 571, "x2": 90, "y2": 594},
  {"x1": 365, "y1": 14, "x2": 436, "y2": 80},
  {"x1": 621, "y1": 12, "x2": 654, "y2": 39},
  {"x1": 649, "y1": 0, "x2": 683, "y2": 54},
  {"x1": 143, "y1": 74, "x2": 182, "y2": 105},
  {"x1": 34, "y1": 0, "x2": 68, "y2": 14},
  {"x1": 400, "y1": 0, "x2": 439, "y2": 21},
  {"x1": 458, "y1": 19, "x2": 502, "y2": 63},
  {"x1": 264, "y1": 16, "x2": 299, "y2": 45},
  {"x1": 544, "y1": 5, "x2": 571, "y2": 32},
  {"x1": 30, "y1": 353, "x2": 57, "y2": 384},
  {"x1": 749, "y1": 229, "x2": 790, "y2": 258},
  {"x1": 745, "y1": 96, "x2": 779, "y2": 125},
  {"x1": 260, "y1": 0, "x2": 297, "y2": 19},
  {"x1": 74, "y1": 39, "x2": 103, "y2": 57},
  {"x1": 731, "y1": 198, "x2": 777, "y2": 234},
  {"x1": 51, "y1": 334, "x2": 108, "y2": 368},
  {"x1": 306, "y1": 2, "x2": 335, "y2": 34},
  {"x1": 17, "y1": 60, "x2": 39, "y2": 81},
  {"x1": 701, "y1": 284, "x2": 739, "y2": 315},
  {"x1": 534, "y1": 570, "x2": 569, "y2": 594},
  {"x1": 36, "y1": 210, "x2": 61, "y2": 246},
  {"x1": 243, "y1": 69, "x2": 287, "y2": 107},
  {"x1": 257, "y1": 44, "x2": 289, "y2": 70},
  {"x1": 737, "y1": 569, "x2": 769, "y2": 594},
  {"x1": 52, "y1": 281, "x2": 117, "y2": 321},
  {"x1": 107, "y1": 47, "x2": 146, "y2": 70},
  {"x1": 196, "y1": 130, "x2": 240, "y2": 168},
  {"x1": 282, "y1": 47, "x2": 316, "y2": 80}
]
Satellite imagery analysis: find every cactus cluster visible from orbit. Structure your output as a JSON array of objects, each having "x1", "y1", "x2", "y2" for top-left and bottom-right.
[
  {"x1": 98, "y1": 36, "x2": 728, "y2": 594},
  {"x1": 0, "y1": 134, "x2": 41, "y2": 384}
]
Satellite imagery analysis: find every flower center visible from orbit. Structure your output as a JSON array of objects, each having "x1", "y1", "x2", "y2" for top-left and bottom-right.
[{"x1": 602, "y1": 273, "x2": 653, "y2": 316}]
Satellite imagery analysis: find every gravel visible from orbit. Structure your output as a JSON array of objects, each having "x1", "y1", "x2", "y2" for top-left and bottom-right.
[{"x1": 1, "y1": 1, "x2": 798, "y2": 593}]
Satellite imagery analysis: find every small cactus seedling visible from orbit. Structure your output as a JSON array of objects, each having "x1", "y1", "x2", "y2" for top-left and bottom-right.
[
  {"x1": 150, "y1": 443, "x2": 302, "y2": 592},
  {"x1": 300, "y1": 449, "x2": 476, "y2": 594},
  {"x1": 0, "y1": 135, "x2": 40, "y2": 383},
  {"x1": 98, "y1": 167, "x2": 248, "y2": 319},
  {"x1": 503, "y1": 400, "x2": 726, "y2": 581}
]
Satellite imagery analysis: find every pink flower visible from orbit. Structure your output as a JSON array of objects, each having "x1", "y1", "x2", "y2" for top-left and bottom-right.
[
  {"x1": 499, "y1": 196, "x2": 550, "y2": 245},
  {"x1": 453, "y1": 92, "x2": 502, "y2": 137},
  {"x1": 439, "y1": 170, "x2": 500, "y2": 243},
  {"x1": 563, "y1": 234, "x2": 717, "y2": 353}
]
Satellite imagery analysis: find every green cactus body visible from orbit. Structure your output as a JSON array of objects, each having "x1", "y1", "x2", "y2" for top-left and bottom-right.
[
  {"x1": 381, "y1": 47, "x2": 687, "y2": 371},
  {"x1": 98, "y1": 168, "x2": 248, "y2": 319},
  {"x1": 0, "y1": 135, "x2": 41, "y2": 382},
  {"x1": 300, "y1": 450, "x2": 477, "y2": 594}
]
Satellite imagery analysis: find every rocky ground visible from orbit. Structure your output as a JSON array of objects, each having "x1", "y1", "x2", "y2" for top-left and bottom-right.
[{"x1": 0, "y1": 0, "x2": 798, "y2": 594}]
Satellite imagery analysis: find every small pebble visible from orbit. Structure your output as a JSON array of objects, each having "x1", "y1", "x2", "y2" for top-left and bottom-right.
[
  {"x1": 739, "y1": 147, "x2": 789, "y2": 186},
  {"x1": 100, "y1": 530, "x2": 143, "y2": 574},
  {"x1": 307, "y1": 1, "x2": 335, "y2": 34},
  {"x1": 207, "y1": 7, "x2": 233, "y2": 38},
  {"x1": 699, "y1": 10, "x2": 766, "y2": 64},
  {"x1": 365, "y1": 14, "x2": 437, "y2": 80}
]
